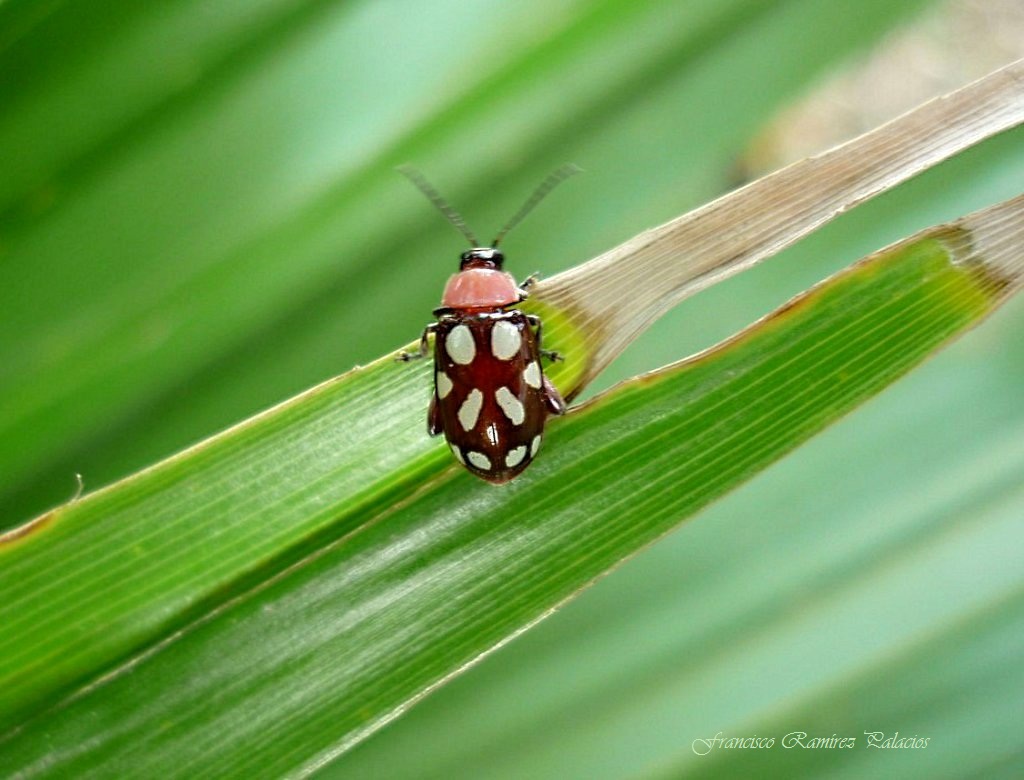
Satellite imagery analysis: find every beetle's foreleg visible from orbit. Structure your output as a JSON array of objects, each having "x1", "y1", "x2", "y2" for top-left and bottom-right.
[
  {"x1": 517, "y1": 272, "x2": 540, "y2": 301},
  {"x1": 397, "y1": 322, "x2": 438, "y2": 362},
  {"x1": 527, "y1": 314, "x2": 563, "y2": 363}
]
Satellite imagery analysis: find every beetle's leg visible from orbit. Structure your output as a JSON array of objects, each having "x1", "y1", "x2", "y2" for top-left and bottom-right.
[
  {"x1": 517, "y1": 272, "x2": 540, "y2": 301},
  {"x1": 526, "y1": 314, "x2": 563, "y2": 362},
  {"x1": 528, "y1": 313, "x2": 567, "y2": 412},
  {"x1": 427, "y1": 393, "x2": 443, "y2": 435},
  {"x1": 542, "y1": 374, "x2": 567, "y2": 416},
  {"x1": 397, "y1": 322, "x2": 438, "y2": 362}
]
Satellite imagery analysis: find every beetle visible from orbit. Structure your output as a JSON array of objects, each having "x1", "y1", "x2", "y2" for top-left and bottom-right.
[{"x1": 398, "y1": 165, "x2": 578, "y2": 483}]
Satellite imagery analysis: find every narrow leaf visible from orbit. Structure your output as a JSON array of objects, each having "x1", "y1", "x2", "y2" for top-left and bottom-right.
[
  {"x1": 534, "y1": 58, "x2": 1024, "y2": 394},
  {"x1": 2, "y1": 193, "x2": 1021, "y2": 775}
]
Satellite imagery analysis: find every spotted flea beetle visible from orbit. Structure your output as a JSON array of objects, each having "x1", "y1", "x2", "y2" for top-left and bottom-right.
[{"x1": 398, "y1": 165, "x2": 578, "y2": 483}]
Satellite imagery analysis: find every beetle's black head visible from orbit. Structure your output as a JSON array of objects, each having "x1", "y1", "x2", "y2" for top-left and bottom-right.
[{"x1": 460, "y1": 247, "x2": 505, "y2": 270}]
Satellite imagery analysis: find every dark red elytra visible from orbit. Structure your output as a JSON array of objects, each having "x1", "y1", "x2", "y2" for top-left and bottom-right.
[{"x1": 398, "y1": 166, "x2": 578, "y2": 483}]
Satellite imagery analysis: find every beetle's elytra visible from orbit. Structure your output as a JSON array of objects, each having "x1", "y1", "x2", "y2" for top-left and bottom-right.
[{"x1": 398, "y1": 166, "x2": 578, "y2": 483}]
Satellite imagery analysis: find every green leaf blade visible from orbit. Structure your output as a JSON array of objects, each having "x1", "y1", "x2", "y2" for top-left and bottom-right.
[
  {"x1": 0, "y1": 359, "x2": 443, "y2": 732},
  {"x1": 1, "y1": 210, "x2": 1013, "y2": 776}
]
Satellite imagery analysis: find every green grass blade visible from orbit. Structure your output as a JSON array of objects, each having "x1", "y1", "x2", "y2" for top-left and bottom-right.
[
  {"x1": 1, "y1": 195, "x2": 1020, "y2": 776},
  {"x1": 0, "y1": 353, "x2": 443, "y2": 732}
]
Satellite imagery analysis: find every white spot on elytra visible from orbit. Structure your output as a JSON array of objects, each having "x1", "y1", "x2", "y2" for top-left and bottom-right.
[
  {"x1": 450, "y1": 444, "x2": 465, "y2": 464},
  {"x1": 458, "y1": 388, "x2": 483, "y2": 431},
  {"x1": 491, "y1": 320, "x2": 521, "y2": 360},
  {"x1": 436, "y1": 370, "x2": 453, "y2": 399},
  {"x1": 530, "y1": 434, "x2": 542, "y2": 457},
  {"x1": 505, "y1": 445, "x2": 527, "y2": 468},
  {"x1": 523, "y1": 361, "x2": 541, "y2": 389},
  {"x1": 446, "y1": 324, "x2": 475, "y2": 365},
  {"x1": 467, "y1": 451, "x2": 491, "y2": 470},
  {"x1": 495, "y1": 386, "x2": 525, "y2": 425}
]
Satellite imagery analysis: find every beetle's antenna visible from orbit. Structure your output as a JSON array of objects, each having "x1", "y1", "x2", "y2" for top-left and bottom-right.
[
  {"x1": 491, "y1": 164, "x2": 581, "y2": 247},
  {"x1": 398, "y1": 165, "x2": 479, "y2": 246}
]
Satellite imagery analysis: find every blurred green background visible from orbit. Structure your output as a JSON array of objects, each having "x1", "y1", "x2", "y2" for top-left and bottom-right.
[{"x1": 2, "y1": 0, "x2": 1023, "y2": 776}]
